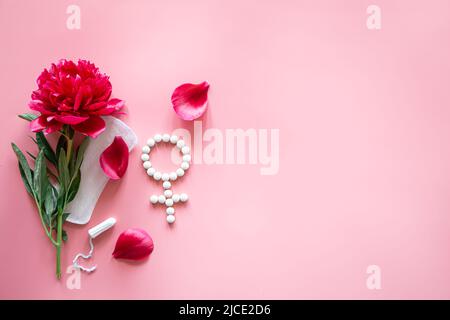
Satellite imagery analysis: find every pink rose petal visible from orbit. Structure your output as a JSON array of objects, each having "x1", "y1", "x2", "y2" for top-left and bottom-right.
[
  {"x1": 171, "y1": 81, "x2": 209, "y2": 120},
  {"x1": 112, "y1": 228, "x2": 154, "y2": 260},
  {"x1": 99, "y1": 136, "x2": 129, "y2": 180}
]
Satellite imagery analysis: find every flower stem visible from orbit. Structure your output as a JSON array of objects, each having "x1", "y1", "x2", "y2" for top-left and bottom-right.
[
  {"x1": 55, "y1": 129, "x2": 74, "y2": 279},
  {"x1": 56, "y1": 211, "x2": 63, "y2": 279},
  {"x1": 66, "y1": 139, "x2": 73, "y2": 162},
  {"x1": 35, "y1": 200, "x2": 58, "y2": 246}
]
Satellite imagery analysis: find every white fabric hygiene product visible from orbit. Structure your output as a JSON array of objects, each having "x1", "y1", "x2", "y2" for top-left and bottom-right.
[{"x1": 66, "y1": 117, "x2": 138, "y2": 224}]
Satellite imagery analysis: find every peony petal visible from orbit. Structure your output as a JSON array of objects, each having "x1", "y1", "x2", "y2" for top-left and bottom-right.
[
  {"x1": 29, "y1": 100, "x2": 52, "y2": 114},
  {"x1": 55, "y1": 114, "x2": 88, "y2": 125},
  {"x1": 171, "y1": 81, "x2": 209, "y2": 120},
  {"x1": 99, "y1": 136, "x2": 129, "y2": 179},
  {"x1": 72, "y1": 116, "x2": 106, "y2": 138},
  {"x1": 73, "y1": 86, "x2": 84, "y2": 111},
  {"x1": 112, "y1": 228, "x2": 154, "y2": 260},
  {"x1": 29, "y1": 116, "x2": 47, "y2": 132},
  {"x1": 45, "y1": 121, "x2": 63, "y2": 134},
  {"x1": 108, "y1": 98, "x2": 125, "y2": 111},
  {"x1": 85, "y1": 101, "x2": 108, "y2": 111}
]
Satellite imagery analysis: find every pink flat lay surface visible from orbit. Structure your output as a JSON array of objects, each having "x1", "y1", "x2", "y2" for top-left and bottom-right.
[{"x1": 1, "y1": 0, "x2": 450, "y2": 299}]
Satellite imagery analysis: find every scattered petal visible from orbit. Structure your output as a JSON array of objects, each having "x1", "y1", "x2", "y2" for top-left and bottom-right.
[
  {"x1": 171, "y1": 81, "x2": 209, "y2": 120},
  {"x1": 99, "y1": 136, "x2": 129, "y2": 180},
  {"x1": 112, "y1": 228, "x2": 154, "y2": 260}
]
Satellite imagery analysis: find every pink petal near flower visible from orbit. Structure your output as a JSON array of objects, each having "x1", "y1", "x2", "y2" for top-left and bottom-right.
[
  {"x1": 99, "y1": 136, "x2": 129, "y2": 180},
  {"x1": 72, "y1": 116, "x2": 106, "y2": 138},
  {"x1": 171, "y1": 81, "x2": 209, "y2": 120},
  {"x1": 112, "y1": 228, "x2": 154, "y2": 260}
]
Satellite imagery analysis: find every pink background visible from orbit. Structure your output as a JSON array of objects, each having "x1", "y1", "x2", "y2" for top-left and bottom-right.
[{"x1": 1, "y1": 0, "x2": 450, "y2": 299}]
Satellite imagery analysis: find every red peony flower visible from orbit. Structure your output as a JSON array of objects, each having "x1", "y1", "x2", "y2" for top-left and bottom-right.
[{"x1": 29, "y1": 59, "x2": 124, "y2": 138}]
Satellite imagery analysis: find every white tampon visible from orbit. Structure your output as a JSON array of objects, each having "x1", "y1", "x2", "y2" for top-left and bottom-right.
[
  {"x1": 73, "y1": 217, "x2": 116, "y2": 273},
  {"x1": 88, "y1": 217, "x2": 116, "y2": 239}
]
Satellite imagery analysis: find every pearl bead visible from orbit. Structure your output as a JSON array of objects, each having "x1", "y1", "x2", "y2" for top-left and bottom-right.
[
  {"x1": 180, "y1": 193, "x2": 188, "y2": 202},
  {"x1": 166, "y1": 207, "x2": 175, "y2": 215},
  {"x1": 154, "y1": 134, "x2": 162, "y2": 142},
  {"x1": 142, "y1": 145, "x2": 150, "y2": 154},
  {"x1": 141, "y1": 154, "x2": 150, "y2": 161},
  {"x1": 176, "y1": 140, "x2": 185, "y2": 149},
  {"x1": 166, "y1": 215, "x2": 176, "y2": 224},
  {"x1": 158, "y1": 195, "x2": 166, "y2": 204},
  {"x1": 162, "y1": 133, "x2": 170, "y2": 142},
  {"x1": 181, "y1": 161, "x2": 189, "y2": 170},
  {"x1": 181, "y1": 146, "x2": 190, "y2": 155},
  {"x1": 172, "y1": 194, "x2": 180, "y2": 203},
  {"x1": 162, "y1": 173, "x2": 170, "y2": 181},
  {"x1": 146, "y1": 138, "x2": 155, "y2": 147},
  {"x1": 176, "y1": 168, "x2": 185, "y2": 177},
  {"x1": 182, "y1": 154, "x2": 191, "y2": 162},
  {"x1": 163, "y1": 181, "x2": 171, "y2": 189},
  {"x1": 153, "y1": 171, "x2": 162, "y2": 180},
  {"x1": 164, "y1": 189, "x2": 172, "y2": 198},
  {"x1": 165, "y1": 199, "x2": 174, "y2": 207},
  {"x1": 143, "y1": 161, "x2": 152, "y2": 169},
  {"x1": 147, "y1": 167, "x2": 156, "y2": 176},
  {"x1": 169, "y1": 172, "x2": 178, "y2": 181},
  {"x1": 150, "y1": 195, "x2": 158, "y2": 204},
  {"x1": 170, "y1": 135, "x2": 178, "y2": 144}
]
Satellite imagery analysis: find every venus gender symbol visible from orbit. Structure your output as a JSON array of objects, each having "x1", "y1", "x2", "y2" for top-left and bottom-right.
[{"x1": 141, "y1": 133, "x2": 191, "y2": 224}]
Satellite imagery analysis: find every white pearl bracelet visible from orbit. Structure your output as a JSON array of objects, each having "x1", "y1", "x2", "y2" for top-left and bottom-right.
[{"x1": 142, "y1": 133, "x2": 190, "y2": 224}]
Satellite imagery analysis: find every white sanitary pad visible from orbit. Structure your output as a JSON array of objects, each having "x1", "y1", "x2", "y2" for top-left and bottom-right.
[{"x1": 66, "y1": 117, "x2": 138, "y2": 224}]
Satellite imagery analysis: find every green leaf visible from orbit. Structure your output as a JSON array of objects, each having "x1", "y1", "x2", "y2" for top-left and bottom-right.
[
  {"x1": 11, "y1": 143, "x2": 34, "y2": 197},
  {"x1": 34, "y1": 150, "x2": 48, "y2": 204},
  {"x1": 18, "y1": 163, "x2": 34, "y2": 196},
  {"x1": 69, "y1": 150, "x2": 76, "y2": 176},
  {"x1": 66, "y1": 126, "x2": 75, "y2": 139},
  {"x1": 36, "y1": 132, "x2": 57, "y2": 166},
  {"x1": 43, "y1": 211, "x2": 51, "y2": 227},
  {"x1": 57, "y1": 151, "x2": 69, "y2": 189},
  {"x1": 62, "y1": 230, "x2": 68, "y2": 242},
  {"x1": 67, "y1": 169, "x2": 81, "y2": 203},
  {"x1": 44, "y1": 184, "x2": 57, "y2": 218},
  {"x1": 55, "y1": 135, "x2": 67, "y2": 160},
  {"x1": 62, "y1": 213, "x2": 71, "y2": 223},
  {"x1": 26, "y1": 151, "x2": 36, "y2": 160},
  {"x1": 56, "y1": 152, "x2": 69, "y2": 210},
  {"x1": 74, "y1": 138, "x2": 89, "y2": 173},
  {"x1": 18, "y1": 113, "x2": 38, "y2": 122},
  {"x1": 57, "y1": 189, "x2": 65, "y2": 211}
]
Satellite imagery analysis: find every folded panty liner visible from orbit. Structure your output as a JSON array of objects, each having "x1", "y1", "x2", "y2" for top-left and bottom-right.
[{"x1": 66, "y1": 117, "x2": 138, "y2": 224}]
